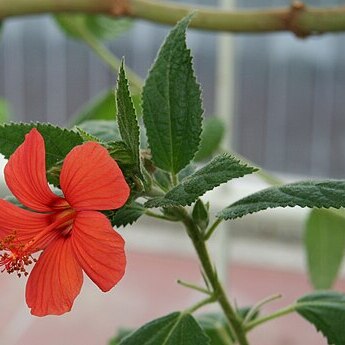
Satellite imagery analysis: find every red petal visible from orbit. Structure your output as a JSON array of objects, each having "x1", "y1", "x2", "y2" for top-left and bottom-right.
[
  {"x1": 60, "y1": 142, "x2": 130, "y2": 211},
  {"x1": 4, "y1": 128, "x2": 63, "y2": 212},
  {"x1": 26, "y1": 236, "x2": 83, "y2": 316},
  {"x1": 71, "y1": 211, "x2": 126, "y2": 292},
  {"x1": 0, "y1": 199, "x2": 50, "y2": 243}
]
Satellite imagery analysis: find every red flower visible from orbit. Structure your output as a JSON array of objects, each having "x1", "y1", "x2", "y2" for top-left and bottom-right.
[{"x1": 0, "y1": 128, "x2": 130, "y2": 316}]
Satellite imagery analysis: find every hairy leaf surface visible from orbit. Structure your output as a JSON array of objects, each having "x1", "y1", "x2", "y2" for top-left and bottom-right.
[
  {"x1": 116, "y1": 62, "x2": 141, "y2": 175},
  {"x1": 146, "y1": 154, "x2": 257, "y2": 207},
  {"x1": 219, "y1": 180, "x2": 345, "y2": 220},
  {"x1": 142, "y1": 14, "x2": 203, "y2": 173}
]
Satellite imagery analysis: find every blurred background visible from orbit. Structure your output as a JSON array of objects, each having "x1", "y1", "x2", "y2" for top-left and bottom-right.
[
  {"x1": 2, "y1": 0, "x2": 345, "y2": 178},
  {"x1": 0, "y1": 0, "x2": 345, "y2": 344}
]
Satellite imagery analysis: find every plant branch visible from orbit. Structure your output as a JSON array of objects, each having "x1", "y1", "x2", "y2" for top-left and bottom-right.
[
  {"x1": 179, "y1": 207, "x2": 250, "y2": 345},
  {"x1": 2, "y1": 0, "x2": 345, "y2": 37},
  {"x1": 83, "y1": 35, "x2": 144, "y2": 92},
  {"x1": 61, "y1": 17, "x2": 143, "y2": 92}
]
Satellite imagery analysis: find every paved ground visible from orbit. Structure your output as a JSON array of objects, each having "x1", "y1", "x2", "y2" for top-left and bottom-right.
[{"x1": 0, "y1": 249, "x2": 339, "y2": 345}]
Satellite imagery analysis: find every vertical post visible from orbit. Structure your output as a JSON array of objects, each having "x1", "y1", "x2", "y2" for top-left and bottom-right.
[{"x1": 212, "y1": 0, "x2": 236, "y2": 284}]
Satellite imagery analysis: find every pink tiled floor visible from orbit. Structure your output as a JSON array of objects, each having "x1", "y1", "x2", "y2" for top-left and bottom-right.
[{"x1": 0, "y1": 250, "x2": 340, "y2": 345}]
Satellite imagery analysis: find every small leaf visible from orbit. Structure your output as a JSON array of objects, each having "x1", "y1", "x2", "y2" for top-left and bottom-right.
[
  {"x1": 218, "y1": 180, "x2": 345, "y2": 220},
  {"x1": 106, "y1": 202, "x2": 146, "y2": 227},
  {"x1": 142, "y1": 14, "x2": 203, "y2": 174},
  {"x1": 146, "y1": 154, "x2": 257, "y2": 208},
  {"x1": 192, "y1": 199, "x2": 209, "y2": 232},
  {"x1": 77, "y1": 120, "x2": 121, "y2": 142},
  {"x1": 116, "y1": 61, "x2": 141, "y2": 175},
  {"x1": 55, "y1": 14, "x2": 132, "y2": 41},
  {"x1": 120, "y1": 312, "x2": 210, "y2": 345},
  {"x1": 194, "y1": 117, "x2": 225, "y2": 162},
  {"x1": 70, "y1": 90, "x2": 116, "y2": 126},
  {"x1": 0, "y1": 123, "x2": 82, "y2": 181},
  {"x1": 305, "y1": 209, "x2": 345, "y2": 289},
  {"x1": 296, "y1": 291, "x2": 345, "y2": 345}
]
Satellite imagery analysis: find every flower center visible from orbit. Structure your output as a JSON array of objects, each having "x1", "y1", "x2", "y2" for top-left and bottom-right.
[
  {"x1": 53, "y1": 208, "x2": 76, "y2": 237},
  {"x1": 0, "y1": 233, "x2": 36, "y2": 277}
]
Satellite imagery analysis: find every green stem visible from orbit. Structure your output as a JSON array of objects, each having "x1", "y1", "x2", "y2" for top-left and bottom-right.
[
  {"x1": 245, "y1": 304, "x2": 297, "y2": 332},
  {"x1": 204, "y1": 217, "x2": 223, "y2": 241},
  {"x1": 84, "y1": 36, "x2": 143, "y2": 93},
  {"x1": 179, "y1": 207, "x2": 250, "y2": 345},
  {"x1": 61, "y1": 18, "x2": 144, "y2": 93}
]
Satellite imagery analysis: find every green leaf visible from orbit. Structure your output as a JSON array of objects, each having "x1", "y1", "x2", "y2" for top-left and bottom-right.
[
  {"x1": 305, "y1": 209, "x2": 345, "y2": 289},
  {"x1": 120, "y1": 312, "x2": 210, "y2": 345},
  {"x1": 296, "y1": 291, "x2": 345, "y2": 345},
  {"x1": 55, "y1": 14, "x2": 132, "y2": 41},
  {"x1": 0, "y1": 98, "x2": 11, "y2": 123},
  {"x1": 76, "y1": 120, "x2": 121, "y2": 142},
  {"x1": 218, "y1": 180, "x2": 345, "y2": 220},
  {"x1": 106, "y1": 202, "x2": 146, "y2": 227},
  {"x1": 142, "y1": 14, "x2": 203, "y2": 174},
  {"x1": 107, "y1": 141, "x2": 136, "y2": 166},
  {"x1": 116, "y1": 61, "x2": 141, "y2": 175},
  {"x1": 145, "y1": 154, "x2": 257, "y2": 208},
  {"x1": 192, "y1": 199, "x2": 209, "y2": 232},
  {"x1": 194, "y1": 117, "x2": 225, "y2": 162},
  {"x1": 70, "y1": 90, "x2": 116, "y2": 126},
  {"x1": 0, "y1": 122, "x2": 82, "y2": 175}
]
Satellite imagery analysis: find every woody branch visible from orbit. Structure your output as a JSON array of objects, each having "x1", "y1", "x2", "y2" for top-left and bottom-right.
[{"x1": 1, "y1": 0, "x2": 345, "y2": 37}]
